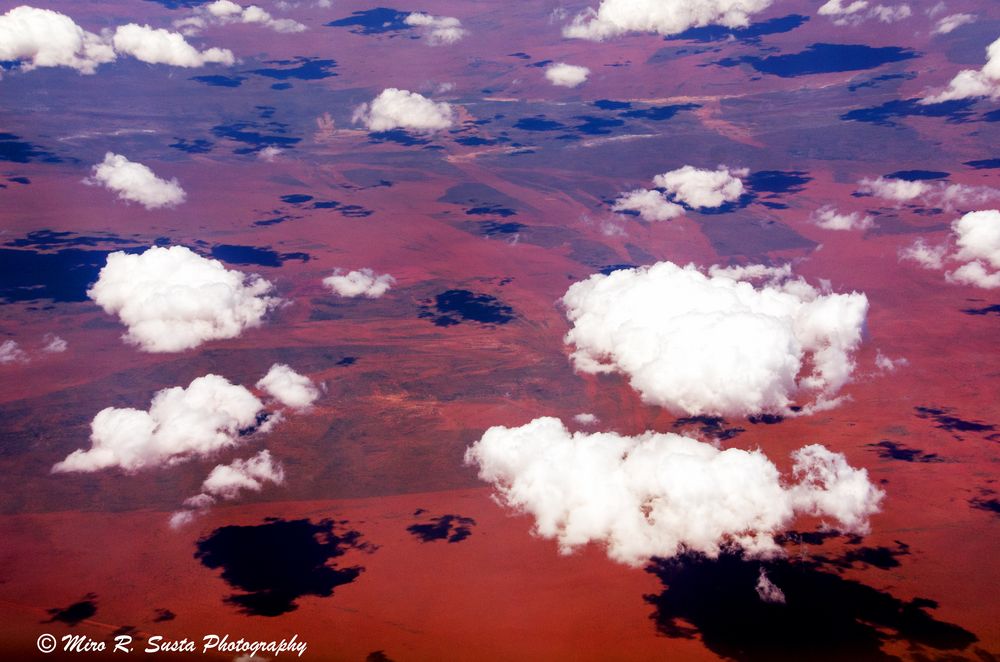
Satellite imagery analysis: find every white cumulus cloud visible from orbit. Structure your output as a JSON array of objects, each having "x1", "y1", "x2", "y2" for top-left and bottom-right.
[
  {"x1": 352, "y1": 88, "x2": 454, "y2": 133},
  {"x1": 170, "y1": 449, "x2": 285, "y2": 527},
  {"x1": 563, "y1": 0, "x2": 773, "y2": 41},
  {"x1": 465, "y1": 417, "x2": 884, "y2": 566},
  {"x1": 87, "y1": 153, "x2": 186, "y2": 209},
  {"x1": 323, "y1": 268, "x2": 395, "y2": 298},
  {"x1": 0, "y1": 6, "x2": 116, "y2": 74},
  {"x1": 900, "y1": 210, "x2": 1000, "y2": 289},
  {"x1": 53, "y1": 374, "x2": 265, "y2": 473},
  {"x1": 921, "y1": 35, "x2": 1000, "y2": 103},
  {"x1": 88, "y1": 245, "x2": 280, "y2": 352},
  {"x1": 811, "y1": 205, "x2": 874, "y2": 231},
  {"x1": 818, "y1": 0, "x2": 911, "y2": 25},
  {"x1": 899, "y1": 237, "x2": 948, "y2": 269},
  {"x1": 175, "y1": 0, "x2": 306, "y2": 35},
  {"x1": 561, "y1": 261, "x2": 869, "y2": 417},
  {"x1": 932, "y1": 12, "x2": 975, "y2": 35},
  {"x1": 612, "y1": 188, "x2": 685, "y2": 221},
  {"x1": 42, "y1": 334, "x2": 68, "y2": 353},
  {"x1": 0, "y1": 340, "x2": 28, "y2": 364},
  {"x1": 545, "y1": 62, "x2": 590, "y2": 88},
  {"x1": 112, "y1": 23, "x2": 235, "y2": 67},
  {"x1": 256, "y1": 363, "x2": 320, "y2": 409},
  {"x1": 858, "y1": 176, "x2": 1000, "y2": 210},
  {"x1": 654, "y1": 165, "x2": 747, "y2": 209},
  {"x1": 404, "y1": 12, "x2": 467, "y2": 45}
]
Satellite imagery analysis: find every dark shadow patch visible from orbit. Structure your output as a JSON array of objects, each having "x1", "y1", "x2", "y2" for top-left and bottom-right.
[
  {"x1": 254, "y1": 214, "x2": 296, "y2": 227},
  {"x1": 4, "y1": 230, "x2": 136, "y2": 250},
  {"x1": 822, "y1": 542, "x2": 910, "y2": 570},
  {"x1": 646, "y1": 554, "x2": 977, "y2": 661},
  {"x1": 336, "y1": 356, "x2": 356, "y2": 366},
  {"x1": 325, "y1": 8, "x2": 412, "y2": 35},
  {"x1": 407, "y1": 513, "x2": 476, "y2": 543},
  {"x1": 45, "y1": 594, "x2": 97, "y2": 626},
  {"x1": 190, "y1": 74, "x2": 245, "y2": 88},
  {"x1": 620, "y1": 103, "x2": 699, "y2": 121},
  {"x1": 964, "y1": 158, "x2": 1000, "y2": 170},
  {"x1": 749, "y1": 414, "x2": 783, "y2": 425},
  {"x1": 717, "y1": 43, "x2": 917, "y2": 78},
  {"x1": 747, "y1": 170, "x2": 811, "y2": 194},
  {"x1": 438, "y1": 183, "x2": 522, "y2": 215},
  {"x1": 169, "y1": 138, "x2": 213, "y2": 154},
  {"x1": 595, "y1": 99, "x2": 632, "y2": 110},
  {"x1": 466, "y1": 205, "x2": 517, "y2": 217},
  {"x1": 366, "y1": 652, "x2": 396, "y2": 662},
  {"x1": 455, "y1": 136, "x2": 502, "y2": 146},
  {"x1": 0, "y1": 245, "x2": 145, "y2": 303},
  {"x1": 961, "y1": 303, "x2": 1000, "y2": 316},
  {"x1": 195, "y1": 518, "x2": 370, "y2": 617},
  {"x1": 0, "y1": 132, "x2": 60, "y2": 163},
  {"x1": 841, "y1": 98, "x2": 975, "y2": 126},
  {"x1": 514, "y1": 116, "x2": 566, "y2": 132},
  {"x1": 143, "y1": 0, "x2": 209, "y2": 7},
  {"x1": 212, "y1": 122, "x2": 301, "y2": 153},
  {"x1": 885, "y1": 170, "x2": 949, "y2": 181},
  {"x1": 666, "y1": 14, "x2": 808, "y2": 43},
  {"x1": 210, "y1": 244, "x2": 309, "y2": 267},
  {"x1": 970, "y1": 493, "x2": 1000, "y2": 516},
  {"x1": 421, "y1": 290, "x2": 515, "y2": 326},
  {"x1": 915, "y1": 406, "x2": 995, "y2": 439},
  {"x1": 867, "y1": 440, "x2": 943, "y2": 463},
  {"x1": 8, "y1": 176, "x2": 29, "y2": 185},
  {"x1": 508, "y1": 52, "x2": 531, "y2": 60},
  {"x1": 673, "y1": 416, "x2": 745, "y2": 440},
  {"x1": 475, "y1": 221, "x2": 525, "y2": 236},
  {"x1": 250, "y1": 57, "x2": 337, "y2": 80},
  {"x1": 281, "y1": 194, "x2": 313, "y2": 205},
  {"x1": 152, "y1": 608, "x2": 175, "y2": 622},
  {"x1": 574, "y1": 116, "x2": 625, "y2": 135},
  {"x1": 368, "y1": 129, "x2": 431, "y2": 146},
  {"x1": 599, "y1": 263, "x2": 638, "y2": 275},
  {"x1": 847, "y1": 71, "x2": 915, "y2": 92}
]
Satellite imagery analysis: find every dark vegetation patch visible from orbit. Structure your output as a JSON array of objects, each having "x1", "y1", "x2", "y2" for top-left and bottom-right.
[{"x1": 195, "y1": 518, "x2": 370, "y2": 617}]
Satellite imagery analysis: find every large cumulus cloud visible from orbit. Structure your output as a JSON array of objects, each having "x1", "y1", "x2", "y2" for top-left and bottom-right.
[
  {"x1": 112, "y1": 23, "x2": 234, "y2": 67},
  {"x1": 52, "y1": 374, "x2": 265, "y2": 473},
  {"x1": 563, "y1": 0, "x2": 773, "y2": 41},
  {"x1": 352, "y1": 88, "x2": 454, "y2": 133},
  {"x1": 87, "y1": 153, "x2": 186, "y2": 209},
  {"x1": 465, "y1": 417, "x2": 884, "y2": 566},
  {"x1": 88, "y1": 246, "x2": 280, "y2": 352},
  {"x1": 0, "y1": 6, "x2": 116, "y2": 74},
  {"x1": 561, "y1": 261, "x2": 868, "y2": 417}
]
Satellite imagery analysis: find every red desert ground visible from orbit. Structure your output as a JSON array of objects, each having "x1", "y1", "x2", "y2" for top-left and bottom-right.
[{"x1": 0, "y1": 0, "x2": 998, "y2": 659}]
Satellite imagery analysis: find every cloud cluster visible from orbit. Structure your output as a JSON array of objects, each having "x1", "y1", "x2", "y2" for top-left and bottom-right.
[
  {"x1": 465, "y1": 417, "x2": 884, "y2": 566},
  {"x1": 0, "y1": 6, "x2": 235, "y2": 74},
  {"x1": 404, "y1": 12, "x2": 467, "y2": 45},
  {"x1": 811, "y1": 205, "x2": 874, "y2": 231},
  {"x1": 563, "y1": 0, "x2": 773, "y2": 41},
  {"x1": 545, "y1": 62, "x2": 590, "y2": 88},
  {"x1": 921, "y1": 35, "x2": 1000, "y2": 104},
  {"x1": 0, "y1": 6, "x2": 115, "y2": 74},
  {"x1": 323, "y1": 268, "x2": 395, "y2": 298},
  {"x1": 256, "y1": 363, "x2": 320, "y2": 409},
  {"x1": 171, "y1": 450, "x2": 285, "y2": 527},
  {"x1": 901, "y1": 210, "x2": 1000, "y2": 288},
  {"x1": 53, "y1": 374, "x2": 265, "y2": 473},
  {"x1": 87, "y1": 153, "x2": 186, "y2": 209},
  {"x1": 175, "y1": 0, "x2": 306, "y2": 34},
  {"x1": 561, "y1": 261, "x2": 869, "y2": 417},
  {"x1": 818, "y1": 0, "x2": 911, "y2": 25},
  {"x1": 858, "y1": 176, "x2": 1000, "y2": 210},
  {"x1": 88, "y1": 246, "x2": 280, "y2": 352},
  {"x1": 352, "y1": 88, "x2": 454, "y2": 133},
  {"x1": 612, "y1": 188, "x2": 685, "y2": 221}
]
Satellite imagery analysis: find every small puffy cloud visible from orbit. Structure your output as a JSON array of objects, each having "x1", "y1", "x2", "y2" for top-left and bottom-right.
[
  {"x1": 170, "y1": 449, "x2": 285, "y2": 527},
  {"x1": 112, "y1": 23, "x2": 235, "y2": 67},
  {"x1": 563, "y1": 0, "x2": 773, "y2": 41},
  {"x1": 875, "y1": 350, "x2": 908, "y2": 372},
  {"x1": 858, "y1": 176, "x2": 1000, "y2": 210},
  {"x1": 612, "y1": 189, "x2": 684, "y2": 221},
  {"x1": 175, "y1": 1, "x2": 306, "y2": 35},
  {"x1": 257, "y1": 146, "x2": 282, "y2": 162},
  {"x1": 932, "y1": 12, "x2": 975, "y2": 35},
  {"x1": 545, "y1": 62, "x2": 590, "y2": 88},
  {"x1": 921, "y1": 35, "x2": 1000, "y2": 104},
  {"x1": 465, "y1": 417, "x2": 884, "y2": 566},
  {"x1": 573, "y1": 412, "x2": 599, "y2": 425},
  {"x1": 899, "y1": 237, "x2": 948, "y2": 270},
  {"x1": 256, "y1": 363, "x2": 320, "y2": 409},
  {"x1": 404, "y1": 12, "x2": 467, "y2": 45},
  {"x1": 87, "y1": 153, "x2": 186, "y2": 209},
  {"x1": 0, "y1": 6, "x2": 116, "y2": 74},
  {"x1": 901, "y1": 210, "x2": 1000, "y2": 289},
  {"x1": 818, "y1": 0, "x2": 911, "y2": 25},
  {"x1": 88, "y1": 245, "x2": 280, "y2": 352},
  {"x1": 0, "y1": 340, "x2": 27, "y2": 364},
  {"x1": 323, "y1": 268, "x2": 395, "y2": 298},
  {"x1": 352, "y1": 88, "x2": 454, "y2": 133},
  {"x1": 653, "y1": 165, "x2": 747, "y2": 209},
  {"x1": 562, "y1": 261, "x2": 868, "y2": 417},
  {"x1": 53, "y1": 374, "x2": 265, "y2": 473},
  {"x1": 42, "y1": 334, "x2": 68, "y2": 353},
  {"x1": 811, "y1": 205, "x2": 873, "y2": 231},
  {"x1": 756, "y1": 568, "x2": 785, "y2": 604}
]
